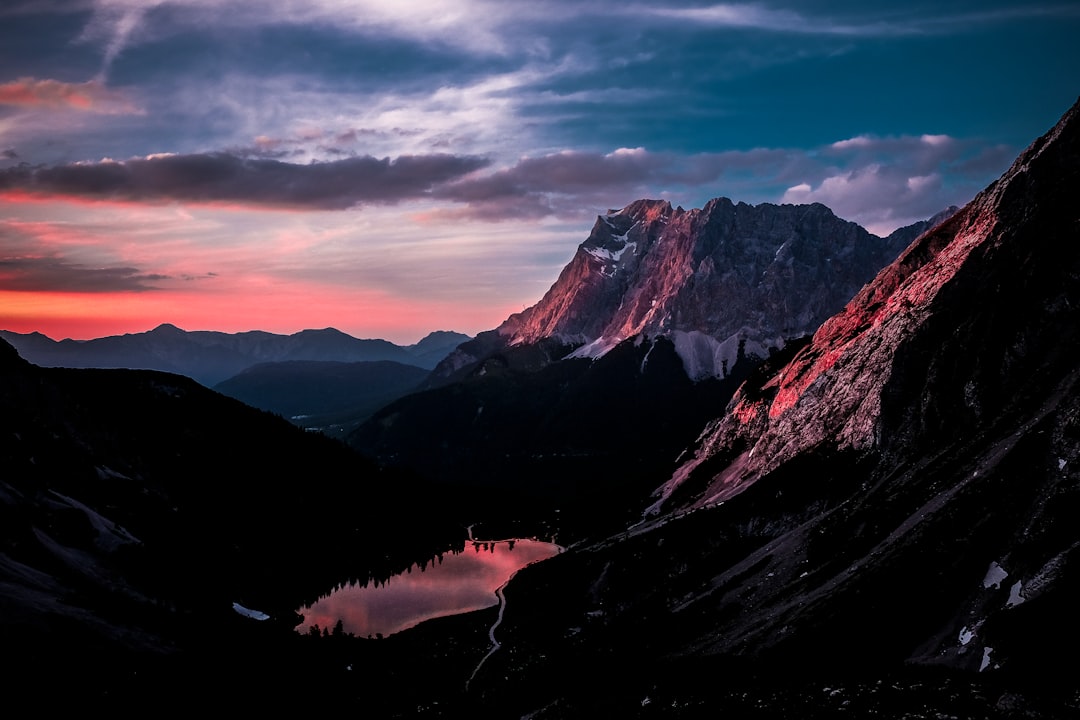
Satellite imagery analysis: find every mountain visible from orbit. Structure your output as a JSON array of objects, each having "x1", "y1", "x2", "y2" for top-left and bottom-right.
[
  {"x1": 453, "y1": 98, "x2": 1080, "y2": 716},
  {"x1": 352, "y1": 336, "x2": 752, "y2": 536},
  {"x1": 0, "y1": 324, "x2": 469, "y2": 386},
  {"x1": 435, "y1": 201, "x2": 954, "y2": 383},
  {"x1": 213, "y1": 359, "x2": 430, "y2": 435},
  {"x1": 404, "y1": 330, "x2": 472, "y2": 368},
  {"x1": 354, "y1": 199, "x2": 954, "y2": 533}
]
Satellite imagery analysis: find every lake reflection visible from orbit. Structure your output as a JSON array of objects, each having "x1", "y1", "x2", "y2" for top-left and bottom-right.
[{"x1": 297, "y1": 539, "x2": 561, "y2": 638}]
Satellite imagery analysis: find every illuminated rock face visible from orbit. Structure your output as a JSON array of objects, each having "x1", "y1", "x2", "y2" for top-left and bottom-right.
[
  {"x1": 656, "y1": 97, "x2": 1080, "y2": 513},
  {"x1": 440, "y1": 197, "x2": 949, "y2": 382}
]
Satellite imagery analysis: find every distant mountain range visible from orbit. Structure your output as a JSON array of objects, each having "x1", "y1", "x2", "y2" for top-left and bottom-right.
[
  {"x1": 0, "y1": 324, "x2": 469, "y2": 386},
  {"x1": 213, "y1": 359, "x2": 431, "y2": 435}
]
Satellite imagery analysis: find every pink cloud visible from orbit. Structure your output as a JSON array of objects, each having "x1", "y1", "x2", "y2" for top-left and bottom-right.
[{"x1": 0, "y1": 77, "x2": 141, "y2": 114}]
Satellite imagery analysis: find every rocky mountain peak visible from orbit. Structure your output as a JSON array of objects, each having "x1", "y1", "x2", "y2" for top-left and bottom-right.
[
  {"x1": 496, "y1": 194, "x2": 921, "y2": 380},
  {"x1": 150, "y1": 322, "x2": 185, "y2": 334}
]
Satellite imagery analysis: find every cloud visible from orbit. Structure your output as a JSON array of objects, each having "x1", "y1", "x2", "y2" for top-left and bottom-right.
[
  {"x1": 139, "y1": 61, "x2": 552, "y2": 170},
  {"x1": 3, "y1": 133, "x2": 1013, "y2": 237},
  {"x1": 427, "y1": 148, "x2": 666, "y2": 221},
  {"x1": 1, "y1": 152, "x2": 490, "y2": 209},
  {"x1": 419, "y1": 130, "x2": 1014, "y2": 232},
  {"x1": 0, "y1": 132, "x2": 1016, "y2": 235},
  {"x1": 77, "y1": 0, "x2": 529, "y2": 61},
  {"x1": 642, "y1": 3, "x2": 862, "y2": 35},
  {"x1": 632, "y1": 2, "x2": 985, "y2": 37},
  {"x1": 0, "y1": 256, "x2": 166, "y2": 292},
  {"x1": 0, "y1": 77, "x2": 141, "y2": 114},
  {"x1": 640, "y1": 2, "x2": 1080, "y2": 37},
  {"x1": 427, "y1": 145, "x2": 815, "y2": 222},
  {"x1": 0, "y1": 217, "x2": 165, "y2": 292},
  {"x1": 781, "y1": 132, "x2": 1016, "y2": 233},
  {"x1": 782, "y1": 165, "x2": 946, "y2": 236}
]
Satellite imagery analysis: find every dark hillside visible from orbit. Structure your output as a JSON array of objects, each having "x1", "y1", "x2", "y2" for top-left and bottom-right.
[{"x1": 0, "y1": 342, "x2": 462, "y2": 704}]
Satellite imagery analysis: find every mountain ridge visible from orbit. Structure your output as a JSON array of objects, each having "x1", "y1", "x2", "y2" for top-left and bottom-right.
[
  {"x1": 436, "y1": 199, "x2": 955, "y2": 382},
  {"x1": 0, "y1": 325, "x2": 470, "y2": 386}
]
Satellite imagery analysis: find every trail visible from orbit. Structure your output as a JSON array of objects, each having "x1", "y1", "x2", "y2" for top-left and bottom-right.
[
  {"x1": 463, "y1": 522, "x2": 563, "y2": 690},
  {"x1": 466, "y1": 579, "x2": 509, "y2": 690},
  {"x1": 466, "y1": 548, "x2": 563, "y2": 691}
]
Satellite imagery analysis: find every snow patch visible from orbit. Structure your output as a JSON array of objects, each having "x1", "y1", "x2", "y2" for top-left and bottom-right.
[
  {"x1": 233, "y1": 602, "x2": 270, "y2": 621},
  {"x1": 1006, "y1": 580, "x2": 1025, "y2": 607},
  {"x1": 585, "y1": 238, "x2": 635, "y2": 263},
  {"x1": 95, "y1": 465, "x2": 131, "y2": 481},
  {"x1": 983, "y1": 561, "x2": 1008, "y2": 589},
  {"x1": 640, "y1": 341, "x2": 656, "y2": 374},
  {"x1": 1058, "y1": 457, "x2": 1067, "y2": 471},
  {"x1": 670, "y1": 330, "x2": 770, "y2": 382},
  {"x1": 980, "y1": 646, "x2": 993, "y2": 672},
  {"x1": 569, "y1": 336, "x2": 621, "y2": 360},
  {"x1": 959, "y1": 626, "x2": 974, "y2": 646}
]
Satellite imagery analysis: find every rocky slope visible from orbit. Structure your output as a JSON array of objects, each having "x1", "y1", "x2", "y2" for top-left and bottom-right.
[{"x1": 652, "y1": 96, "x2": 1080, "y2": 514}]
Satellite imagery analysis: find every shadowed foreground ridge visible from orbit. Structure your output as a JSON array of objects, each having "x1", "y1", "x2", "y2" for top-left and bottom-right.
[{"x1": 464, "y1": 97, "x2": 1080, "y2": 716}]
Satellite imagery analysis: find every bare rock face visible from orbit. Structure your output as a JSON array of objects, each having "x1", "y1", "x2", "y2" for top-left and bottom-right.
[
  {"x1": 654, "y1": 97, "x2": 1080, "y2": 513},
  {"x1": 492, "y1": 198, "x2": 939, "y2": 380}
]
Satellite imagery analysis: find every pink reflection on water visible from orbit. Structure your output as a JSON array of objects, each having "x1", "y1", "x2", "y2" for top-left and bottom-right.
[{"x1": 297, "y1": 539, "x2": 560, "y2": 637}]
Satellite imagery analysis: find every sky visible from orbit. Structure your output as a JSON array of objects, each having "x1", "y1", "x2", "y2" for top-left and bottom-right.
[{"x1": 1, "y1": 1, "x2": 1078, "y2": 344}]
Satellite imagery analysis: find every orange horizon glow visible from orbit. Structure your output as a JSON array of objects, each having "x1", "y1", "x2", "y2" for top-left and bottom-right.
[
  {"x1": 0, "y1": 288, "x2": 513, "y2": 344},
  {"x1": 1, "y1": 183, "x2": 568, "y2": 347}
]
